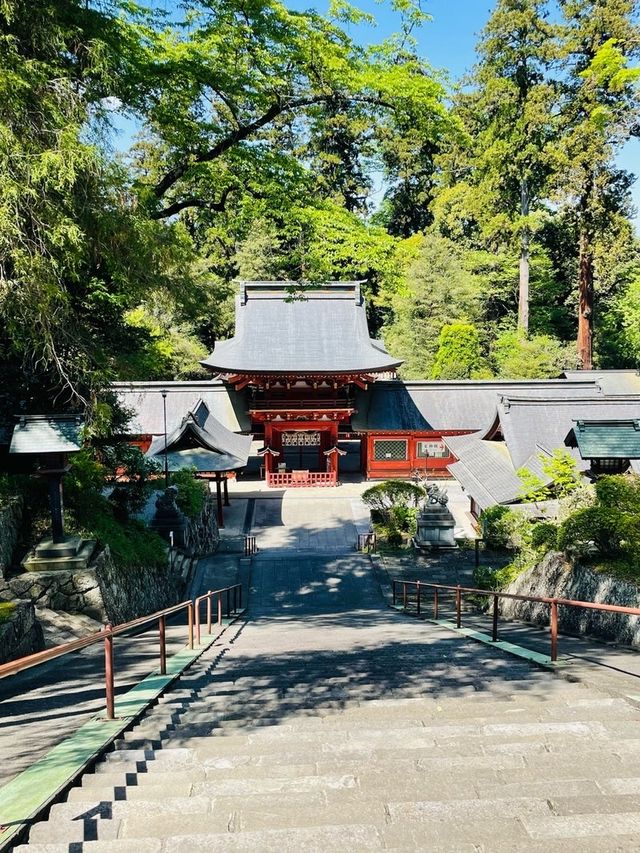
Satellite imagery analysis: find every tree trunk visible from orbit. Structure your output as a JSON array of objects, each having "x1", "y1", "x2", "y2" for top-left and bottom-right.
[
  {"x1": 577, "y1": 227, "x2": 594, "y2": 370},
  {"x1": 518, "y1": 179, "x2": 530, "y2": 333}
]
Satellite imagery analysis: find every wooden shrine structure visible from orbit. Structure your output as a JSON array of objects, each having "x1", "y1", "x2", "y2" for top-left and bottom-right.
[{"x1": 201, "y1": 281, "x2": 402, "y2": 487}]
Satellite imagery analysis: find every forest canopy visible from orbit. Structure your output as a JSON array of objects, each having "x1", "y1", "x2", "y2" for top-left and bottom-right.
[{"x1": 0, "y1": 0, "x2": 639, "y2": 428}]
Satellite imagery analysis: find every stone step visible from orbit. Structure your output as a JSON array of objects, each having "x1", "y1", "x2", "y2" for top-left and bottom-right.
[{"x1": 17, "y1": 824, "x2": 385, "y2": 852}]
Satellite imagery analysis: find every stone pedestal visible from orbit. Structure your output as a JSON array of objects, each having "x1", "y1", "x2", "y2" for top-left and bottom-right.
[
  {"x1": 414, "y1": 503, "x2": 457, "y2": 550},
  {"x1": 22, "y1": 537, "x2": 96, "y2": 572}
]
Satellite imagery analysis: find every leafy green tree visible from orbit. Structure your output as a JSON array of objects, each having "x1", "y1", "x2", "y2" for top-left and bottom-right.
[
  {"x1": 384, "y1": 235, "x2": 485, "y2": 377},
  {"x1": 541, "y1": 448, "x2": 581, "y2": 498},
  {"x1": 492, "y1": 328, "x2": 573, "y2": 378},
  {"x1": 553, "y1": 2, "x2": 640, "y2": 368},
  {"x1": 466, "y1": 0, "x2": 558, "y2": 332},
  {"x1": 431, "y1": 322, "x2": 489, "y2": 379}
]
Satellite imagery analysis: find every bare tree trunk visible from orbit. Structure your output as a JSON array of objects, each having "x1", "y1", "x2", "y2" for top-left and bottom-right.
[
  {"x1": 577, "y1": 227, "x2": 594, "y2": 369},
  {"x1": 518, "y1": 179, "x2": 530, "y2": 333}
]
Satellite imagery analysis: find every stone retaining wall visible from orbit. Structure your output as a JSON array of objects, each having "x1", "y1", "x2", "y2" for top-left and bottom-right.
[
  {"x1": 7, "y1": 569, "x2": 107, "y2": 622},
  {"x1": 501, "y1": 552, "x2": 640, "y2": 648},
  {"x1": 0, "y1": 600, "x2": 44, "y2": 664}
]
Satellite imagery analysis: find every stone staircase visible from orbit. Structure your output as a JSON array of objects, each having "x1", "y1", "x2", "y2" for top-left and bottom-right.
[
  {"x1": 14, "y1": 555, "x2": 640, "y2": 851},
  {"x1": 16, "y1": 614, "x2": 640, "y2": 853}
]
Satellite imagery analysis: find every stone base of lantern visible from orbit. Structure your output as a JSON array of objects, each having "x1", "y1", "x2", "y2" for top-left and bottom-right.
[{"x1": 22, "y1": 537, "x2": 97, "y2": 573}]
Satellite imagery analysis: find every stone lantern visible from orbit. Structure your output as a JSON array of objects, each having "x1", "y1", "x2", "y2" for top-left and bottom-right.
[{"x1": 10, "y1": 415, "x2": 95, "y2": 570}]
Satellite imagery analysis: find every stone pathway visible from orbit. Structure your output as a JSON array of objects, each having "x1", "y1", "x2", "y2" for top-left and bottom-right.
[
  {"x1": 250, "y1": 493, "x2": 365, "y2": 553},
  {"x1": 16, "y1": 552, "x2": 640, "y2": 851}
]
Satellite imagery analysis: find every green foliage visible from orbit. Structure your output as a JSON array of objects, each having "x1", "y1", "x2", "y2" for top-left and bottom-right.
[
  {"x1": 530, "y1": 521, "x2": 558, "y2": 550},
  {"x1": 169, "y1": 469, "x2": 208, "y2": 520},
  {"x1": 541, "y1": 449, "x2": 581, "y2": 498},
  {"x1": 517, "y1": 466, "x2": 549, "y2": 503},
  {"x1": 492, "y1": 329, "x2": 573, "y2": 379},
  {"x1": 480, "y1": 505, "x2": 511, "y2": 549},
  {"x1": 431, "y1": 323, "x2": 489, "y2": 379},
  {"x1": 481, "y1": 505, "x2": 532, "y2": 551},
  {"x1": 0, "y1": 601, "x2": 16, "y2": 625},
  {"x1": 557, "y1": 474, "x2": 640, "y2": 561},
  {"x1": 362, "y1": 481, "x2": 424, "y2": 517}
]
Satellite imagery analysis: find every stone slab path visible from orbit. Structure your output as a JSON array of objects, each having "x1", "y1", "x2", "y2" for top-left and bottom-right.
[
  {"x1": 250, "y1": 493, "x2": 367, "y2": 553},
  {"x1": 15, "y1": 552, "x2": 640, "y2": 851}
]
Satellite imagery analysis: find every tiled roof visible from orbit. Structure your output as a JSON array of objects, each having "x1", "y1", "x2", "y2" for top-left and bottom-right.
[
  {"x1": 146, "y1": 400, "x2": 252, "y2": 472},
  {"x1": 201, "y1": 282, "x2": 402, "y2": 375},
  {"x1": 563, "y1": 370, "x2": 640, "y2": 396},
  {"x1": 568, "y1": 419, "x2": 640, "y2": 459},
  {"x1": 113, "y1": 381, "x2": 250, "y2": 434},
  {"x1": 10, "y1": 416, "x2": 83, "y2": 455},
  {"x1": 495, "y1": 397, "x2": 640, "y2": 470},
  {"x1": 352, "y1": 379, "x2": 603, "y2": 433}
]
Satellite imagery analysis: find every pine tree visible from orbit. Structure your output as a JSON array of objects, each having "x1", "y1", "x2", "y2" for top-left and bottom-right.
[
  {"x1": 555, "y1": 0, "x2": 640, "y2": 369},
  {"x1": 466, "y1": 0, "x2": 557, "y2": 332}
]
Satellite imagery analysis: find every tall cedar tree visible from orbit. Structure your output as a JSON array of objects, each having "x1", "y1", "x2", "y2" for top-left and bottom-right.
[
  {"x1": 556, "y1": 0, "x2": 640, "y2": 368},
  {"x1": 469, "y1": 0, "x2": 556, "y2": 332}
]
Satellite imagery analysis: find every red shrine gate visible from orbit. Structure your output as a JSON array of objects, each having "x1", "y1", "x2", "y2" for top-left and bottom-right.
[{"x1": 258, "y1": 415, "x2": 346, "y2": 487}]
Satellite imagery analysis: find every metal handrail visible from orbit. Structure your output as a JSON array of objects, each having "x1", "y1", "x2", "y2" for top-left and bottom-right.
[
  {"x1": 392, "y1": 579, "x2": 640, "y2": 663},
  {"x1": 0, "y1": 583, "x2": 242, "y2": 719},
  {"x1": 194, "y1": 584, "x2": 242, "y2": 645}
]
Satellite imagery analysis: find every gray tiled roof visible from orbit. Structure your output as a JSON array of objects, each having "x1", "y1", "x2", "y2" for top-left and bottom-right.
[
  {"x1": 146, "y1": 400, "x2": 251, "y2": 468},
  {"x1": 201, "y1": 282, "x2": 403, "y2": 375},
  {"x1": 10, "y1": 416, "x2": 83, "y2": 455},
  {"x1": 496, "y1": 396, "x2": 640, "y2": 470},
  {"x1": 353, "y1": 379, "x2": 603, "y2": 433},
  {"x1": 445, "y1": 435, "x2": 523, "y2": 508},
  {"x1": 563, "y1": 370, "x2": 640, "y2": 396},
  {"x1": 113, "y1": 381, "x2": 250, "y2": 434}
]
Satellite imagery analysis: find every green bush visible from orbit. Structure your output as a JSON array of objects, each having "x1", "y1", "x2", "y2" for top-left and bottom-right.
[
  {"x1": 481, "y1": 506, "x2": 530, "y2": 550},
  {"x1": 531, "y1": 521, "x2": 558, "y2": 551},
  {"x1": 362, "y1": 481, "x2": 424, "y2": 518},
  {"x1": 390, "y1": 505, "x2": 418, "y2": 533},
  {"x1": 557, "y1": 505, "x2": 633, "y2": 558},
  {"x1": 169, "y1": 469, "x2": 208, "y2": 520}
]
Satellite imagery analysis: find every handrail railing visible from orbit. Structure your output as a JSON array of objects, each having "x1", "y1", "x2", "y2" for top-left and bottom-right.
[
  {"x1": 194, "y1": 584, "x2": 242, "y2": 645},
  {"x1": 0, "y1": 583, "x2": 242, "y2": 719},
  {"x1": 392, "y1": 579, "x2": 640, "y2": 663}
]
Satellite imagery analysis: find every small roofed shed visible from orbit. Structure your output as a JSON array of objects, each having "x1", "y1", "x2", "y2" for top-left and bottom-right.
[
  {"x1": 10, "y1": 415, "x2": 84, "y2": 548},
  {"x1": 113, "y1": 383, "x2": 252, "y2": 527},
  {"x1": 565, "y1": 419, "x2": 640, "y2": 474}
]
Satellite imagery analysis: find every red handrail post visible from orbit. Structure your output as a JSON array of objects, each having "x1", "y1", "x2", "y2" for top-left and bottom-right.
[
  {"x1": 550, "y1": 599, "x2": 558, "y2": 662},
  {"x1": 206, "y1": 591, "x2": 212, "y2": 635},
  {"x1": 188, "y1": 603, "x2": 194, "y2": 649},
  {"x1": 217, "y1": 592, "x2": 222, "y2": 625},
  {"x1": 195, "y1": 599, "x2": 201, "y2": 645},
  {"x1": 492, "y1": 594, "x2": 498, "y2": 642},
  {"x1": 159, "y1": 614, "x2": 167, "y2": 675},
  {"x1": 403, "y1": 582, "x2": 408, "y2": 610},
  {"x1": 226, "y1": 588, "x2": 231, "y2": 617},
  {"x1": 233, "y1": 585, "x2": 238, "y2": 612},
  {"x1": 456, "y1": 585, "x2": 462, "y2": 629},
  {"x1": 416, "y1": 581, "x2": 421, "y2": 616},
  {"x1": 434, "y1": 587, "x2": 439, "y2": 619},
  {"x1": 104, "y1": 623, "x2": 115, "y2": 720},
  {"x1": 239, "y1": 584, "x2": 242, "y2": 610}
]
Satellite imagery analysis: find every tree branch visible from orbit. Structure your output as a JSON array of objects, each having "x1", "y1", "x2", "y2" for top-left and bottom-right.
[
  {"x1": 152, "y1": 93, "x2": 394, "y2": 202},
  {"x1": 150, "y1": 187, "x2": 234, "y2": 220}
]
